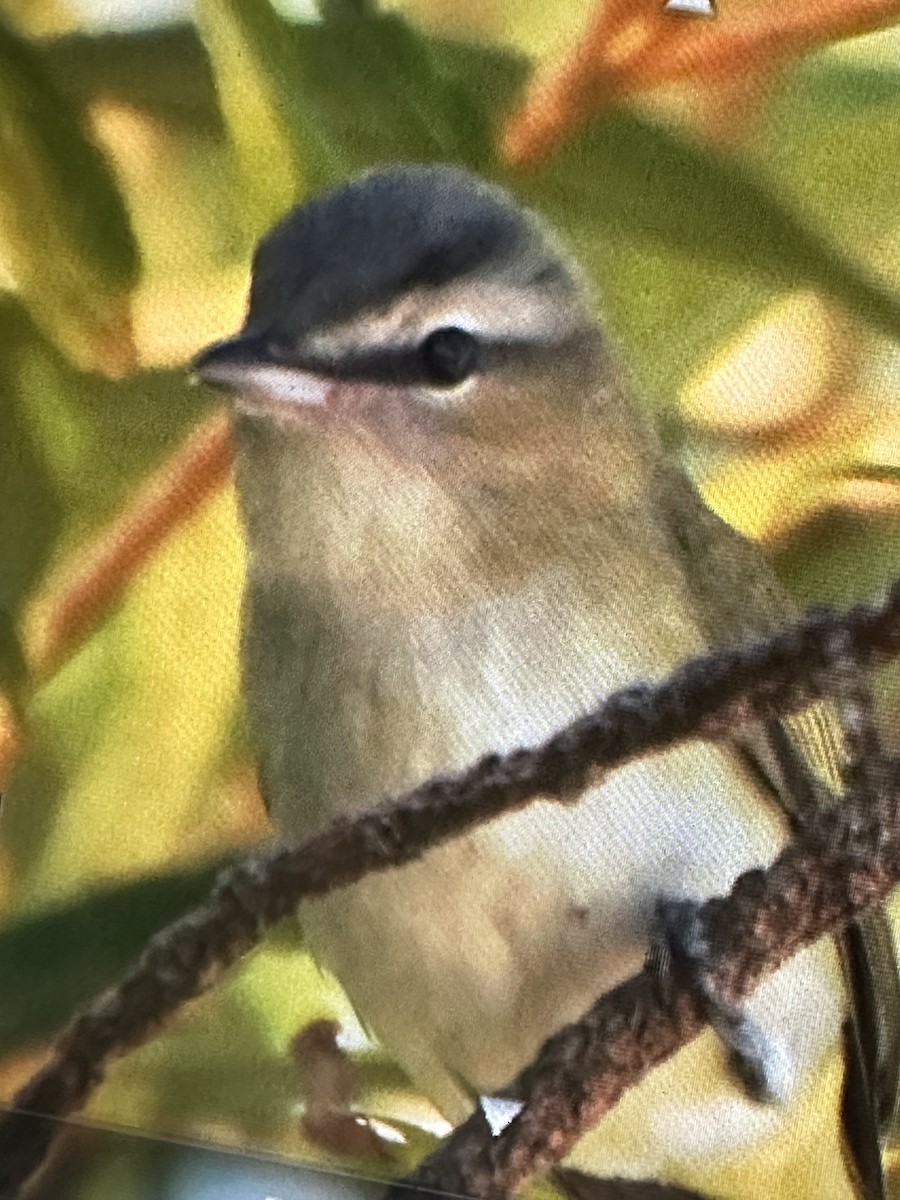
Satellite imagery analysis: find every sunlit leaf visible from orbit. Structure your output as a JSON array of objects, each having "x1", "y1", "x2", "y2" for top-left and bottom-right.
[
  {"x1": 0, "y1": 297, "x2": 220, "y2": 696},
  {"x1": 679, "y1": 290, "x2": 850, "y2": 436},
  {"x1": 25, "y1": 412, "x2": 233, "y2": 680},
  {"x1": 756, "y1": 60, "x2": 900, "y2": 286},
  {"x1": 0, "y1": 19, "x2": 139, "y2": 374},
  {"x1": 3, "y1": 485, "x2": 246, "y2": 913},
  {"x1": 194, "y1": 0, "x2": 305, "y2": 233},
  {"x1": 775, "y1": 509, "x2": 900, "y2": 607},
  {"x1": 388, "y1": 0, "x2": 593, "y2": 66},
  {"x1": 783, "y1": 59, "x2": 900, "y2": 125},
  {"x1": 197, "y1": 0, "x2": 520, "y2": 215}
]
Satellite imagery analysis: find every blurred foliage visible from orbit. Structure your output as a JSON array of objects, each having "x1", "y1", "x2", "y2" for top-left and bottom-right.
[
  {"x1": 0, "y1": 21, "x2": 138, "y2": 371},
  {"x1": 2, "y1": 2, "x2": 900, "y2": 1199},
  {"x1": 0, "y1": 859, "x2": 237, "y2": 1055}
]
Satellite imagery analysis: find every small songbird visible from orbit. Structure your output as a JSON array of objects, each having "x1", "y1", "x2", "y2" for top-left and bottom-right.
[{"x1": 194, "y1": 165, "x2": 900, "y2": 1199}]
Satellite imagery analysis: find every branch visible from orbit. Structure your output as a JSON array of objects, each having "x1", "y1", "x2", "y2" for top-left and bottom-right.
[
  {"x1": 501, "y1": 0, "x2": 900, "y2": 165},
  {"x1": 26, "y1": 410, "x2": 232, "y2": 682},
  {"x1": 397, "y1": 756, "x2": 900, "y2": 1200},
  {"x1": 2, "y1": 583, "x2": 900, "y2": 1199}
]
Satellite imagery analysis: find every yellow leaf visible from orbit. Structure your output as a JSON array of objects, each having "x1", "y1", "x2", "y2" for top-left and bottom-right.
[
  {"x1": 16, "y1": 483, "x2": 245, "y2": 908},
  {"x1": 679, "y1": 290, "x2": 850, "y2": 438}
]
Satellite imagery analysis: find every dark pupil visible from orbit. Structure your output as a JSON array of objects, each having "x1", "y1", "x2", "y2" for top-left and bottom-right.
[{"x1": 419, "y1": 326, "x2": 479, "y2": 386}]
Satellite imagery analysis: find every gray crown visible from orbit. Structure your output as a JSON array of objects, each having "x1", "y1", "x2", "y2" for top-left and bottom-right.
[{"x1": 244, "y1": 163, "x2": 574, "y2": 340}]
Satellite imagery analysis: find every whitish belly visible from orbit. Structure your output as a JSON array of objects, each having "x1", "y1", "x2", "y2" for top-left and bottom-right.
[
  {"x1": 263, "y1": 568, "x2": 850, "y2": 1192},
  {"x1": 298, "y1": 736, "x2": 847, "y2": 1186}
]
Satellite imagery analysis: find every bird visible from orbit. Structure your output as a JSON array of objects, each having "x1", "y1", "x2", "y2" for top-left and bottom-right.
[{"x1": 193, "y1": 163, "x2": 900, "y2": 1200}]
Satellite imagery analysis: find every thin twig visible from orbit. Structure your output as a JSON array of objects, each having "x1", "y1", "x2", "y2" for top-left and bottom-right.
[
  {"x1": 2, "y1": 583, "x2": 900, "y2": 1198},
  {"x1": 26, "y1": 410, "x2": 233, "y2": 683}
]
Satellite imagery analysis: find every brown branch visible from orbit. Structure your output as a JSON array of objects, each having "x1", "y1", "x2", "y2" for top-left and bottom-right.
[
  {"x1": 398, "y1": 751, "x2": 900, "y2": 1200},
  {"x1": 2, "y1": 583, "x2": 900, "y2": 1198},
  {"x1": 501, "y1": 0, "x2": 900, "y2": 165},
  {"x1": 26, "y1": 409, "x2": 233, "y2": 682}
]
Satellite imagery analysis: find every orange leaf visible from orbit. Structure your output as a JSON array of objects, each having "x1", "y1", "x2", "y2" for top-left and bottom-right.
[{"x1": 502, "y1": 0, "x2": 900, "y2": 164}]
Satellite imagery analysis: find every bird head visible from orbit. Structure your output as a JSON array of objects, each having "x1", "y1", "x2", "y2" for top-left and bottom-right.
[{"x1": 193, "y1": 165, "x2": 658, "y2": 609}]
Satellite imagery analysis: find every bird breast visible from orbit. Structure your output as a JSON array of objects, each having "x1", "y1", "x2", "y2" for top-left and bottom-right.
[{"x1": 244, "y1": 558, "x2": 846, "y2": 1167}]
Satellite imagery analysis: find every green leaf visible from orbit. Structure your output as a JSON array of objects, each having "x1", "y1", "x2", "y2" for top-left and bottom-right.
[
  {"x1": 0, "y1": 295, "x2": 219, "y2": 698},
  {"x1": 0, "y1": 19, "x2": 139, "y2": 373},
  {"x1": 777, "y1": 59, "x2": 900, "y2": 125},
  {"x1": 774, "y1": 509, "x2": 900, "y2": 610},
  {"x1": 514, "y1": 107, "x2": 900, "y2": 344},
  {"x1": 195, "y1": 0, "x2": 524, "y2": 231},
  {"x1": 39, "y1": 26, "x2": 222, "y2": 131},
  {"x1": 194, "y1": 0, "x2": 306, "y2": 233},
  {"x1": 271, "y1": 5, "x2": 511, "y2": 181},
  {"x1": 756, "y1": 59, "x2": 900, "y2": 286},
  {"x1": 0, "y1": 303, "x2": 61, "y2": 694},
  {"x1": 773, "y1": 509, "x2": 900, "y2": 746},
  {"x1": 0, "y1": 861, "x2": 231, "y2": 1056}
]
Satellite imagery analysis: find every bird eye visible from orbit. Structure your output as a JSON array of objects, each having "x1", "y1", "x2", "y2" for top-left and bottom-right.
[{"x1": 418, "y1": 326, "x2": 479, "y2": 386}]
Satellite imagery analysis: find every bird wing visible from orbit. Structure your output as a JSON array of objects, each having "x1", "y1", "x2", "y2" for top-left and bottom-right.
[{"x1": 656, "y1": 463, "x2": 900, "y2": 1200}]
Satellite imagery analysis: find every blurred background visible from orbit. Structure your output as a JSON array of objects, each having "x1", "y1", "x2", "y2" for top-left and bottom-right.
[{"x1": 2, "y1": 0, "x2": 900, "y2": 1196}]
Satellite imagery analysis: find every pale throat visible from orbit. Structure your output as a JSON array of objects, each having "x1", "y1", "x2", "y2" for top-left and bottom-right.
[
  {"x1": 236, "y1": 389, "x2": 656, "y2": 620},
  {"x1": 238, "y1": 414, "x2": 704, "y2": 826}
]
